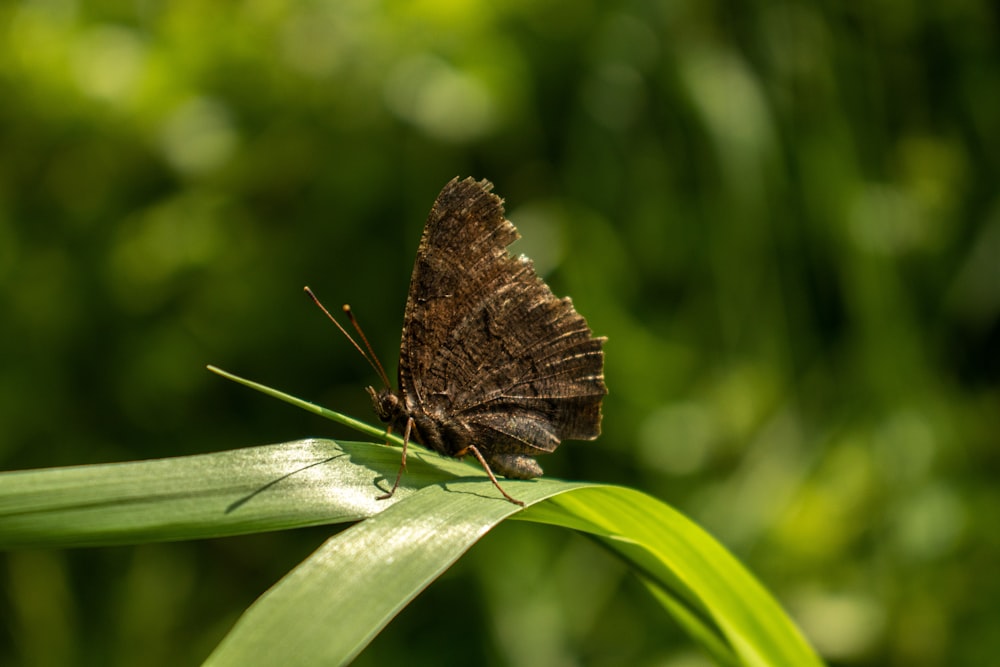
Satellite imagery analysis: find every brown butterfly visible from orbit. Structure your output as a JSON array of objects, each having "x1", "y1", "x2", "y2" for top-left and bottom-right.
[{"x1": 309, "y1": 177, "x2": 606, "y2": 505}]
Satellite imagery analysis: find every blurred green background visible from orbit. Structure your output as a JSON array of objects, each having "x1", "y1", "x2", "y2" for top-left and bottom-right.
[{"x1": 2, "y1": 0, "x2": 998, "y2": 665}]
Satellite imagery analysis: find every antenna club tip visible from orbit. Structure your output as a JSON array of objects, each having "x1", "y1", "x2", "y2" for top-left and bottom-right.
[{"x1": 342, "y1": 304, "x2": 352, "y2": 313}]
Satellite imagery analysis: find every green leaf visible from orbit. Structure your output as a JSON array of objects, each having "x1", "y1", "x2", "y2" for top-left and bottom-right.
[
  {"x1": 199, "y1": 469, "x2": 821, "y2": 666},
  {"x1": 204, "y1": 477, "x2": 578, "y2": 666},
  {"x1": 524, "y1": 487, "x2": 823, "y2": 667},
  {"x1": 0, "y1": 367, "x2": 824, "y2": 665},
  {"x1": 206, "y1": 365, "x2": 396, "y2": 444},
  {"x1": 0, "y1": 439, "x2": 442, "y2": 548},
  {"x1": 0, "y1": 441, "x2": 821, "y2": 666},
  {"x1": 201, "y1": 367, "x2": 821, "y2": 665}
]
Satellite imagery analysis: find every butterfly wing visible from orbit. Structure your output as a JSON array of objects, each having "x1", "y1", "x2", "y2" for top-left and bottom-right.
[{"x1": 397, "y1": 177, "x2": 606, "y2": 463}]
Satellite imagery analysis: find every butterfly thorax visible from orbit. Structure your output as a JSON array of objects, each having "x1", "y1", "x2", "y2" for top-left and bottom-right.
[{"x1": 367, "y1": 385, "x2": 472, "y2": 459}]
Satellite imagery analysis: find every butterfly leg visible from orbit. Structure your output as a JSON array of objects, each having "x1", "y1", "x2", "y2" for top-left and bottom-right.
[
  {"x1": 461, "y1": 445, "x2": 525, "y2": 507},
  {"x1": 377, "y1": 418, "x2": 412, "y2": 501}
]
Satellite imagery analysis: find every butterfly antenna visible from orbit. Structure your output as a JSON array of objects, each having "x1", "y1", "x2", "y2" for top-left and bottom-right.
[
  {"x1": 303, "y1": 286, "x2": 391, "y2": 388},
  {"x1": 343, "y1": 304, "x2": 392, "y2": 390}
]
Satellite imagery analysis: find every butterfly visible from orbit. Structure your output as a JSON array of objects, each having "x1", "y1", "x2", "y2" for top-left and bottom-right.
[{"x1": 311, "y1": 177, "x2": 606, "y2": 505}]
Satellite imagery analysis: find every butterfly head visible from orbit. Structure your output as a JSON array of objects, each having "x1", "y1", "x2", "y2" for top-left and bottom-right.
[{"x1": 366, "y1": 385, "x2": 406, "y2": 425}]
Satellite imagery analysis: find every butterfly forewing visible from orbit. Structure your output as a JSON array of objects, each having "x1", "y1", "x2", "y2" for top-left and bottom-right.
[{"x1": 396, "y1": 177, "x2": 606, "y2": 465}]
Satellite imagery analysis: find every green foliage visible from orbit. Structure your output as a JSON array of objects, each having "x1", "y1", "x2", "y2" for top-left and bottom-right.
[
  {"x1": 0, "y1": 436, "x2": 821, "y2": 666},
  {"x1": 2, "y1": 0, "x2": 998, "y2": 665}
]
